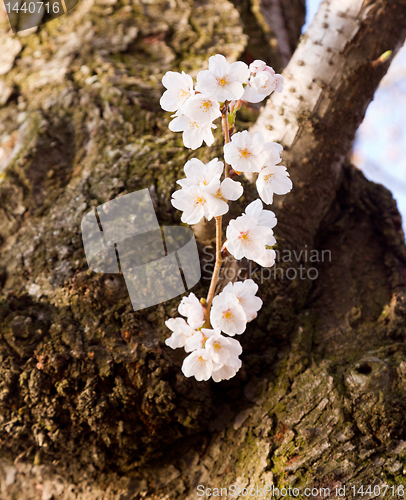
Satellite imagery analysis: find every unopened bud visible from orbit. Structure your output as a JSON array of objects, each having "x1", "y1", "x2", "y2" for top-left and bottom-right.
[
  {"x1": 229, "y1": 167, "x2": 240, "y2": 178},
  {"x1": 221, "y1": 242, "x2": 230, "y2": 257},
  {"x1": 371, "y1": 50, "x2": 392, "y2": 68}
]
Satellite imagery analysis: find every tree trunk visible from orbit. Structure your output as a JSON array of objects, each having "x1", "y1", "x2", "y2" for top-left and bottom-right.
[{"x1": 1, "y1": 0, "x2": 406, "y2": 498}]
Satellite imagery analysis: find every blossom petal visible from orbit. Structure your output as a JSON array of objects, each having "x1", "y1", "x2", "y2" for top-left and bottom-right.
[
  {"x1": 229, "y1": 61, "x2": 250, "y2": 83},
  {"x1": 220, "y1": 178, "x2": 243, "y2": 201}
]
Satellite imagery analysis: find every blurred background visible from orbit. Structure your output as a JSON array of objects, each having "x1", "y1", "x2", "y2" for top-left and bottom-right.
[{"x1": 306, "y1": 0, "x2": 406, "y2": 231}]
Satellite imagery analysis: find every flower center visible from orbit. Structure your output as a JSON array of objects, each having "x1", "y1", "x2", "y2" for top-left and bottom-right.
[
  {"x1": 238, "y1": 148, "x2": 252, "y2": 159},
  {"x1": 193, "y1": 195, "x2": 205, "y2": 206},
  {"x1": 239, "y1": 231, "x2": 251, "y2": 244},
  {"x1": 213, "y1": 342, "x2": 222, "y2": 352},
  {"x1": 223, "y1": 309, "x2": 234, "y2": 320},
  {"x1": 197, "y1": 356, "x2": 205, "y2": 365},
  {"x1": 216, "y1": 76, "x2": 229, "y2": 87},
  {"x1": 200, "y1": 100, "x2": 212, "y2": 112},
  {"x1": 177, "y1": 89, "x2": 189, "y2": 100},
  {"x1": 215, "y1": 188, "x2": 226, "y2": 201},
  {"x1": 189, "y1": 120, "x2": 199, "y2": 130},
  {"x1": 264, "y1": 173, "x2": 275, "y2": 182}
]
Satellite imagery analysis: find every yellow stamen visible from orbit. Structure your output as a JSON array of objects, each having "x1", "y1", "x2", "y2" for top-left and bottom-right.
[
  {"x1": 189, "y1": 120, "x2": 199, "y2": 130},
  {"x1": 216, "y1": 76, "x2": 229, "y2": 87},
  {"x1": 239, "y1": 231, "x2": 251, "y2": 244},
  {"x1": 177, "y1": 89, "x2": 189, "y2": 99},
  {"x1": 223, "y1": 310, "x2": 234, "y2": 320},
  {"x1": 200, "y1": 100, "x2": 212, "y2": 112},
  {"x1": 264, "y1": 173, "x2": 275, "y2": 182},
  {"x1": 213, "y1": 342, "x2": 222, "y2": 352},
  {"x1": 193, "y1": 195, "x2": 205, "y2": 206},
  {"x1": 238, "y1": 148, "x2": 252, "y2": 159},
  {"x1": 215, "y1": 188, "x2": 226, "y2": 201}
]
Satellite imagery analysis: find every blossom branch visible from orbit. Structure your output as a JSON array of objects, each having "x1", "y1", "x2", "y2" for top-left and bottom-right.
[
  {"x1": 221, "y1": 102, "x2": 231, "y2": 178},
  {"x1": 205, "y1": 216, "x2": 222, "y2": 326},
  {"x1": 161, "y1": 54, "x2": 291, "y2": 382},
  {"x1": 204, "y1": 101, "x2": 232, "y2": 325}
]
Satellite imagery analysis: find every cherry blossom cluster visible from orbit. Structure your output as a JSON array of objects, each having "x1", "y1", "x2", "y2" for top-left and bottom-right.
[
  {"x1": 165, "y1": 280, "x2": 261, "y2": 381},
  {"x1": 224, "y1": 131, "x2": 292, "y2": 205},
  {"x1": 160, "y1": 54, "x2": 284, "y2": 150},
  {"x1": 171, "y1": 158, "x2": 243, "y2": 224},
  {"x1": 160, "y1": 54, "x2": 293, "y2": 382},
  {"x1": 227, "y1": 199, "x2": 278, "y2": 267}
]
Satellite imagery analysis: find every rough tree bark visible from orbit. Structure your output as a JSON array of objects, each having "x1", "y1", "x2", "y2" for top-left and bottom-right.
[{"x1": 1, "y1": 0, "x2": 406, "y2": 498}]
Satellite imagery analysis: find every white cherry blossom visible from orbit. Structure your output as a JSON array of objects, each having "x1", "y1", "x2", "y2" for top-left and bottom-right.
[
  {"x1": 207, "y1": 178, "x2": 244, "y2": 217},
  {"x1": 242, "y1": 75, "x2": 269, "y2": 104},
  {"x1": 160, "y1": 71, "x2": 194, "y2": 112},
  {"x1": 171, "y1": 182, "x2": 228, "y2": 224},
  {"x1": 249, "y1": 60, "x2": 267, "y2": 73},
  {"x1": 264, "y1": 141, "x2": 283, "y2": 165},
  {"x1": 226, "y1": 214, "x2": 275, "y2": 261},
  {"x1": 212, "y1": 356, "x2": 242, "y2": 382},
  {"x1": 184, "y1": 328, "x2": 216, "y2": 352},
  {"x1": 172, "y1": 170, "x2": 243, "y2": 224},
  {"x1": 205, "y1": 332, "x2": 242, "y2": 364},
  {"x1": 254, "y1": 248, "x2": 276, "y2": 268},
  {"x1": 196, "y1": 54, "x2": 250, "y2": 102},
  {"x1": 182, "y1": 94, "x2": 222, "y2": 125},
  {"x1": 223, "y1": 279, "x2": 262, "y2": 321},
  {"x1": 239, "y1": 200, "x2": 278, "y2": 266},
  {"x1": 165, "y1": 318, "x2": 196, "y2": 349},
  {"x1": 178, "y1": 292, "x2": 205, "y2": 329},
  {"x1": 223, "y1": 131, "x2": 267, "y2": 173},
  {"x1": 182, "y1": 349, "x2": 214, "y2": 381},
  {"x1": 257, "y1": 165, "x2": 293, "y2": 205},
  {"x1": 171, "y1": 185, "x2": 211, "y2": 224},
  {"x1": 226, "y1": 203, "x2": 277, "y2": 265},
  {"x1": 216, "y1": 177, "x2": 244, "y2": 203},
  {"x1": 243, "y1": 72, "x2": 283, "y2": 103},
  {"x1": 244, "y1": 199, "x2": 277, "y2": 230},
  {"x1": 169, "y1": 114, "x2": 216, "y2": 150},
  {"x1": 210, "y1": 291, "x2": 247, "y2": 335},
  {"x1": 177, "y1": 158, "x2": 223, "y2": 189},
  {"x1": 242, "y1": 60, "x2": 284, "y2": 103}
]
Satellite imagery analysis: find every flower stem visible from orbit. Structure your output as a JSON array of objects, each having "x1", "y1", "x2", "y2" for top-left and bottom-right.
[
  {"x1": 205, "y1": 216, "x2": 222, "y2": 327},
  {"x1": 204, "y1": 102, "x2": 234, "y2": 327},
  {"x1": 221, "y1": 102, "x2": 231, "y2": 178}
]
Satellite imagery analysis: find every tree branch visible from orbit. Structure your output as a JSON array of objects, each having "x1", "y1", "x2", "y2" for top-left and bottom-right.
[{"x1": 252, "y1": 0, "x2": 406, "y2": 249}]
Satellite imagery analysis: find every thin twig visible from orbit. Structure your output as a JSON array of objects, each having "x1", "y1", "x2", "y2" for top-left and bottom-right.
[
  {"x1": 204, "y1": 102, "x2": 232, "y2": 326},
  {"x1": 221, "y1": 102, "x2": 231, "y2": 178},
  {"x1": 205, "y1": 216, "x2": 222, "y2": 326}
]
